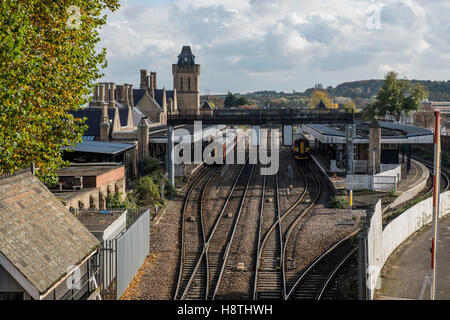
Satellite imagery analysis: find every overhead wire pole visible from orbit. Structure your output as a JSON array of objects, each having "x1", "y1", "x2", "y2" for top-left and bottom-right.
[{"x1": 431, "y1": 110, "x2": 441, "y2": 300}]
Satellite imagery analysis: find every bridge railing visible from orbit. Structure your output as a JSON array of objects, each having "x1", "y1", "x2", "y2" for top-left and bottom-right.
[{"x1": 168, "y1": 107, "x2": 359, "y2": 125}]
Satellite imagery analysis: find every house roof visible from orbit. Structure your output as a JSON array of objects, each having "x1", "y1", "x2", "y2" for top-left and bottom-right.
[
  {"x1": 201, "y1": 101, "x2": 213, "y2": 110},
  {"x1": 315, "y1": 100, "x2": 328, "y2": 110},
  {"x1": 69, "y1": 104, "x2": 133, "y2": 137},
  {"x1": 65, "y1": 140, "x2": 135, "y2": 155},
  {"x1": 0, "y1": 170, "x2": 99, "y2": 297}
]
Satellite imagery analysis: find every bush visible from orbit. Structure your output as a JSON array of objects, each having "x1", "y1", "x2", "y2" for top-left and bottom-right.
[
  {"x1": 143, "y1": 156, "x2": 161, "y2": 176},
  {"x1": 134, "y1": 176, "x2": 164, "y2": 206},
  {"x1": 329, "y1": 196, "x2": 349, "y2": 209},
  {"x1": 106, "y1": 192, "x2": 137, "y2": 210}
]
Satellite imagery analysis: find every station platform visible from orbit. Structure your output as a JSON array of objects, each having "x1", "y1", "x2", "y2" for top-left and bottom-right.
[
  {"x1": 310, "y1": 153, "x2": 429, "y2": 211},
  {"x1": 375, "y1": 214, "x2": 450, "y2": 300}
]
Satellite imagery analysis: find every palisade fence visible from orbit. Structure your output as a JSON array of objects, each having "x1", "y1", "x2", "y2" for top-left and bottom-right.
[{"x1": 96, "y1": 207, "x2": 150, "y2": 300}]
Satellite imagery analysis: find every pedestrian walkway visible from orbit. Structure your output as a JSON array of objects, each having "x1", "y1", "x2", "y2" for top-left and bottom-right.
[{"x1": 375, "y1": 215, "x2": 450, "y2": 300}]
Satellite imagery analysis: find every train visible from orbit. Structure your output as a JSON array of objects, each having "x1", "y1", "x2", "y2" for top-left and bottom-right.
[
  {"x1": 208, "y1": 129, "x2": 246, "y2": 164},
  {"x1": 292, "y1": 133, "x2": 311, "y2": 160}
]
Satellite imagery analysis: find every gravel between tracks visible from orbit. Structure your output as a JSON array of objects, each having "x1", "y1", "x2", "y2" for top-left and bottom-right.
[{"x1": 287, "y1": 208, "x2": 365, "y2": 281}]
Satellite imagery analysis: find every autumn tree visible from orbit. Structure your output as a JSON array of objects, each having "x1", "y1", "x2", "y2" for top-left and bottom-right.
[
  {"x1": 0, "y1": 1, "x2": 119, "y2": 184},
  {"x1": 309, "y1": 90, "x2": 334, "y2": 109},
  {"x1": 366, "y1": 71, "x2": 427, "y2": 121}
]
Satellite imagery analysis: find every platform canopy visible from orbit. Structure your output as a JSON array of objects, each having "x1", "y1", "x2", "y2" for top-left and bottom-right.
[{"x1": 303, "y1": 122, "x2": 433, "y2": 144}]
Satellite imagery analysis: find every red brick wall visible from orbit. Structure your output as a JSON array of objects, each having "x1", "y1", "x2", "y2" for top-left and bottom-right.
[{"x1": 95, "y1": 166, "x2": 125, "y2": 188}]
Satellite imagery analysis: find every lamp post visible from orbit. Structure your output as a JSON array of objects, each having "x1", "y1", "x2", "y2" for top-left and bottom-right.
[{"x1": 431, "y1": 111, "x2": 441, "y2": 300}]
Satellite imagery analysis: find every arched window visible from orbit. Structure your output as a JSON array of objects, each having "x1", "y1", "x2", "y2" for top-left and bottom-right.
[
  {"x1": 181, "y1": 77, "x2": 183, "y2": 89},
  {"x1": 188, "y1": 77, "x2": 191, "y2": 90}
]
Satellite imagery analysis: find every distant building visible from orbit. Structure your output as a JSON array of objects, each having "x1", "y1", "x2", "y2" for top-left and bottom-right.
[
  {"x1": 172, "y1": 46, "x2": 201, "y2": 113},
  {"x1": 51, "y1": 163, "x2": 126, "y2": 212}
]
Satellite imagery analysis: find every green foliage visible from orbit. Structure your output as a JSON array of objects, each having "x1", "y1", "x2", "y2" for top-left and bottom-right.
[
  {"x1": 224, "y1": 92, "x2": 238, "y2": 108},
  {"x1": 143, "y1": 156, "x2": 161, "y2": 175},
  {"x1": 106, "y1": 192, "x2": 128, "y2": 208},
  {"x1": 329, "y1": 196, "x2": 349, "y2": 209},
  {"x1": 0, "y1": 1, "x2": 120, "y2": 184},
  {"x1": 134, "y1": 176, "x2": 164, "y2": 207},
  {"x1": 366, "y1": 71, "x2": 428, "y2": 121}
]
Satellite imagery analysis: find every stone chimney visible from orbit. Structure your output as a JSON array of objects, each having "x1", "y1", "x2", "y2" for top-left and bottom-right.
[
  {"x1": 116, "y1": 85, "x2": 124, "y2": 104},
  {"x1": 108, "y1": 82, "x2": 115, "y2": 108},
  {"x1": 137, "y1": 117, "x2": 150, "y2": 165},
  {"x1": 123, "y1": 84, "x2": 130, "y2": 107},
  {"x1": 150, "y1": 72, "x2": 157, "y2": 89},
  {"x1": 128, "y1": 84, "x2": 134, "y2": 107},
  {"x1": 140, "y1": 69, "x2": 148, "y2": 89},
  {"x1": 368, "y1": 119, "x2": 381, "y2": 175},
  {"x1": 99, "y1": 84, "x2": 110, "y2": 142},
  {"x1": 91, "y1": 84, "x2": 99, "y2": 107}
]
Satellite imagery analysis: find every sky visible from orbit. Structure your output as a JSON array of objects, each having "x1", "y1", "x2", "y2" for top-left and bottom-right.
[{"x1": 97, "y1": 0, "x2": 450, "y2": 94}]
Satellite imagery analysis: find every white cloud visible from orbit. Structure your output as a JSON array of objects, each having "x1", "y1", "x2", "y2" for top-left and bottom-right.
[{"x1": 97, "y1": 0, "x2": 450, "y2": 93}]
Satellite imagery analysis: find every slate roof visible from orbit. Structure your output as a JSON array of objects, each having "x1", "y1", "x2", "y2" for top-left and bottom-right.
[
  {"x1": 0, "y1": 171, "x2": 99, "y2": 296},
  {"x1": 67, "y1": 141, "x2": 135, "y2": 155},
  {"x1": 177, "y1": 46, "x2": 196, "y2": 66},
  {"x1": 315, "y1": 100, "x2": 328, "y2": 110},
  {"x1": 69, "y1": 104, "x2": 132, "y2": 137},
  {"x1": 132, "y1": 89, "x2": 147, "y2": 107}
]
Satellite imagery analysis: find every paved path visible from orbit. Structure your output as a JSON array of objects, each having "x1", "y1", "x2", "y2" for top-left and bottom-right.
[{"x1": 375, "y1": 215, "x2": 450, "y2": 300}]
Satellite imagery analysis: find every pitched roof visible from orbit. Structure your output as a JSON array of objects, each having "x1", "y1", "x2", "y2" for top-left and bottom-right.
[
  {"x1": 132, "y1": 89, "x2": 147, "y2": 107},
  {"x1": 0, "y1": 171, "x2": 99, "y2": 297},
  {"x1": 315, "y1": 100, "x2": 328, "y2": 110},
  {"x1": 177, "y1": 46, "x2": 196, "y2": 66},
  {"x1": 201, "y1": 101, "x2": 213, "y2": 110},
  {"x1": 69, "y1": 104, "x2": 132, "y2": 137}
]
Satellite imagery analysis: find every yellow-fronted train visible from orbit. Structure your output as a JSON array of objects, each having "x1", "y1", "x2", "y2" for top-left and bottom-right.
[{"x1": 293, "y1": 134, "x2": 310, "y2": 160}]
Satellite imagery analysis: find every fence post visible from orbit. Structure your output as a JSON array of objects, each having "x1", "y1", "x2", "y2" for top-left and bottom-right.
[{"x1": 358, "y1": 227, "x2": 367, "y2": 300}]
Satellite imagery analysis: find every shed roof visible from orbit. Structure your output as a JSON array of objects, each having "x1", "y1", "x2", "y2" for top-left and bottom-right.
[
  {"x1": 66, "y1": 140, "x2": 135, "y2": 155},
  {"x1": 0, "y1": 171, "x2": 99, "y2": 298}
]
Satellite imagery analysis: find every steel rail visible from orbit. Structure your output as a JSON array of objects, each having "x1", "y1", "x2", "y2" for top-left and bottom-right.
[
  {"x1": 317, "y1": 247, "x2": 357, "y2": 300},
  {"x1": 282, "y1": 160, "x2": 322, "y2": 299},
  {"x1": 211, "y1": 164, "x2": 255, "y2": 299},
  {"x1": 180, "y1": 158, "x2": 249, "y2": 300},
  {"x1": 174, "y1": 167, "x2": 215, "y2": 299},
  {"x1": 286, "y1": 229, "x2": 360, "y2": 299}
]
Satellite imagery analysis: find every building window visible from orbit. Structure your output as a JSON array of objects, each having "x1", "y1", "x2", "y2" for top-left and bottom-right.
[
  {"x1": 180, "y1": 77, "x2": 183, "y2": 89},
  {"x1": 188, "y1": 77, "x2": 191, "y2": 90}
]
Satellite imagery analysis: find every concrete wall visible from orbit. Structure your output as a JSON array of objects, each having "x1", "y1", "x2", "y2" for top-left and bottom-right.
[
  {"x1": 383, "y1": 160, "x2": 429, "y2": 213},
  {"x1": 365, "y1": 191, "x2": 450, "y2": 299}
]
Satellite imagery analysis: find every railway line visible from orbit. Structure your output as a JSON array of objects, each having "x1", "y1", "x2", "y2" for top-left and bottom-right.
[
  {"x1": 286, "y1": 231, "x2": 359, "y2": 300},
  {"x1": 175, "y1": 158, "x2": 254, "y2": 300},
  {"x1": 175, "y1": 140, "x2": 362, "y2": 300}
]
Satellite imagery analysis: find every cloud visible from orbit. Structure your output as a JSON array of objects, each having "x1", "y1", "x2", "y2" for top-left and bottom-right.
[{"x1": 97, "y1": 0, "x2": 450, "y2": 93}]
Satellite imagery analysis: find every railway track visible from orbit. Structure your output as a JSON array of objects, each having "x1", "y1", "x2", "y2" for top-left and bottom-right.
[
  {"x1": 174, "y1": 167, "x2": 219, "y2": 300},
  {"x1": 283, "y1": 160, "x2": 323, "y2": 298},
  {"x1": 175, "y1": 159, "x2": 254, "y2": 300},
  {"x1": 254, "y1": 158, "x2": 323, "y2": 300},
  {"x1": 286, "y1": 231, "x2": 359, "y2": 300}
]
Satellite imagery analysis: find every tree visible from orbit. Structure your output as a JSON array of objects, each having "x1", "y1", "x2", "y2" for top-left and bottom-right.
[
  {"x1": 344, "y1": 100, "x2": 356, "y2": 111},
  {"x1": 0, "y1": 1, "x2": 119, "y2": 184},
  {"x1": 309, "y1": 90, "x2": 334, "y2": 108},
  {"x1": 224, "y1": 92, "x2": 237, "y2": 108},
  {"x1": 366, "y1": 71, "x2": 428, "y2": 121},
  {"x1": 134, "y1": 176, "x2": 164, "y2": 207},
  {"x1": 236, "y1": 96, "x2": 249, "y2": 107}
]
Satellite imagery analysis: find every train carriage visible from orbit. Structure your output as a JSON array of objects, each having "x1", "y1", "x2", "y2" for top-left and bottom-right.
[{"x1": 293, "y1": 133, "x2": 311, "y2": 160}]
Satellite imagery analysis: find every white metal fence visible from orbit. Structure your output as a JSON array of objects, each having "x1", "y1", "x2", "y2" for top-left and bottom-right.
[
  {"x1": 116, "y1": 209, "x2": 150, "y2": 298},
  {"x1": 360, "y1": 191, "x2": 450, "y2": 299}
]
